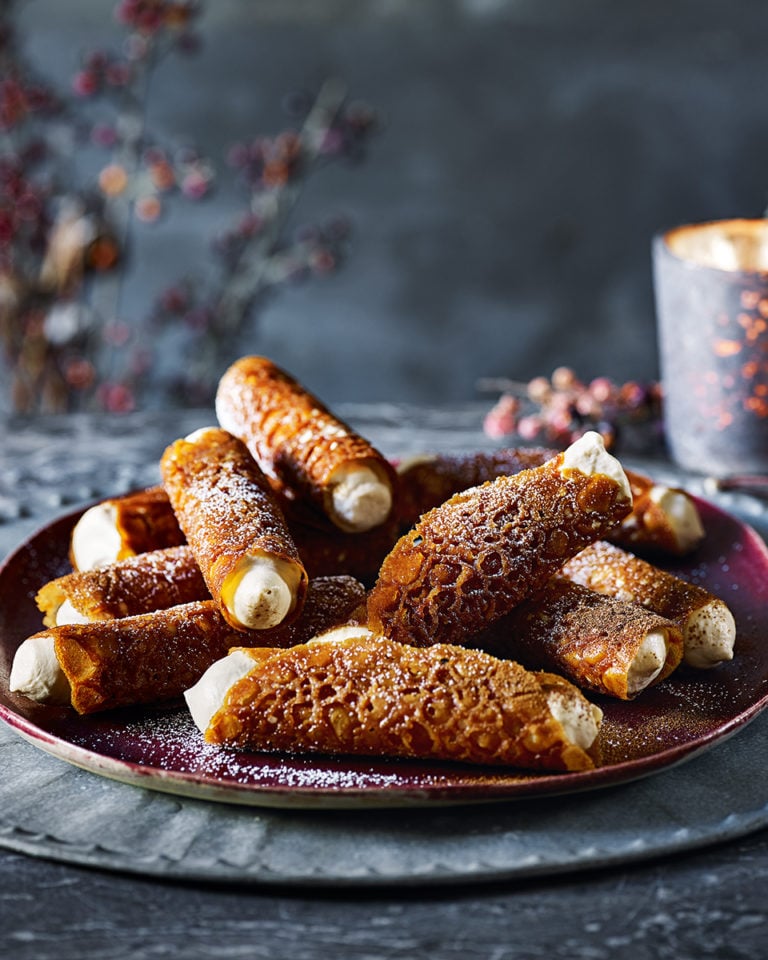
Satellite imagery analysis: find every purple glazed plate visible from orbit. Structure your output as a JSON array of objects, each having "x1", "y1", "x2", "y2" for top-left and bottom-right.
[{"x1": 1, "y1": 499, "x2": 767, "y2": 809}]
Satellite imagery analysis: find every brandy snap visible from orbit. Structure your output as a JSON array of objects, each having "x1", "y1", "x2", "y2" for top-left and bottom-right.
[
  {"x1": 11, "y1": 576, "x2": 366, "y2": 714},
  {"x1": 395, "y1": 447, "x2": 557, "y2": 527},
  {"x1": 37, "y1": 545, "x2": 208, "y2": 627},
  {"x1": 10, "y1": 601, "x2": 241, "y2": 713},
  {"x1": 612, "y1": 472, "x2": 705, "y2": 557},
  {"x1": 215, "y1": 356, "x2": 396, "y2": 532},
  {"x1": 475, "y1": 578, "x2": 684, "y2": 699},
  {"x1": 161, "y1": 427, "x2": 308, "y2": 631},
  {"x1": 185, "y1": 629, "x2": 603, "y2": 771},
  {"x1": 366, "y1": 431, "x2": 633, "y2": 648},
  {"x1": 560, "y1": 541, "x2": 736, "y2": 668},
  {"x1": 395, "y1": 447, "x2": 704, "y2": 556},
  {"x1": 70, "y1": 485, "x2": 185, "y2": 571}
]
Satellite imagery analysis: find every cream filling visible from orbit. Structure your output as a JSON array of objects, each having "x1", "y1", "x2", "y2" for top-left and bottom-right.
[
  {"x1": 221, "y1": 553, "x2": 302, "y2": 630},
  {"x1": 55, "y1": 599, "x2": 92, "y2": 626},
  {"x1": 189, "y1": 428, "x2": 302, "y2": 630},
  {"x1": 70, "y1": 502, "x2": 122, "y2": 571},
  {"x1": 184, "y1": 426, "x2": 219, "y2": 444},
  {"x1": 626, "y1": 630, "x2": 668, "y2": 695},
  {"x1": 684, "y1": 601, "x2": 736, "y2": 668},
  {"x1": 9, "y1": 635, "x2": 71, "y2": 705},
  {"x1": 185, "y1": 624, "x2": 375, "y2": 734},
  {"x1": 546, "y1": 690, "x2": 602, "y2": 751},
  {"x1": 649, "y1": 485, "x2": 705, "y2": 553},
  {"x1": 71, "y1": 429, "x2": 219, "y2": 573},
  {"x1": 308, "y1": 624, "x2": 375, "y2": 645},
  {"x1": 559, "y1": 431, "x2": 632, "y2": 503},
  {"x1": 184, "y1": 648, "x2": 258, "y2": 734},
  {"x1": 328, "y1": 464, "x2": 393, "y2": 531}
]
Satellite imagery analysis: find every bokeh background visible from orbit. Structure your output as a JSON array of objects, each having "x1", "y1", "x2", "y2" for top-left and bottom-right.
[{"x1": 15, "y1": 0, "x2": 768, "y2": 407}]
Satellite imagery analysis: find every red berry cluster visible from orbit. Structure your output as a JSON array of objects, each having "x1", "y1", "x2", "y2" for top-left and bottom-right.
[
  {"x1": 0, "y1": 72, "x2": 59, "y2": 131},
  {"x1": 72, "y1": 52, "x2": 134, "y2": 98},
  {"x1": 73, "y1": 2, "x2": 200, "y2": 99},
  {"x1": 114, "y1": 1, "x2": 200, "y2": 37},
  {"x1": 483, "y1": 367, "x2": 662, "y2": 450},
  {"x1": 0, "y1": 156, "x2": 50, "y2": 269},
  {"x1": 227, "y1": 133, "x2": 305, "y2": 192},
  {"x1": 227, "y1": 96, "x2": 376, "y2": 194}
]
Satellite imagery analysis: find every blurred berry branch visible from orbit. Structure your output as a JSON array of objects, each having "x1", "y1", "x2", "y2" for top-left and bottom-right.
[
  {"x1": 0, "y1": 0, "x2": 70, "y2": 412},
  {"x1": 0, "y1": 0, "x2": 375, "y2": 413},
  {"x1": 151, "y1": 76, "x2": 375, "y2": 405},
  {"x1": 72, "y1": 0, "x2": 211, "y2": 412}
]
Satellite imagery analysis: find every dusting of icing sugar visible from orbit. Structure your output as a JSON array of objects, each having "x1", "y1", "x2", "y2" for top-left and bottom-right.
[{"x1": 66, "y1": 707, "x2": 418, "y2": 792}]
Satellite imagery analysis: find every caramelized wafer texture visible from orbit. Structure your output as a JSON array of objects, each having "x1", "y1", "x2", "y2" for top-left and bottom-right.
[
  {"x1": 53, "y1": 601, "x2": 243, "y2": 714},
  {"x1": 474, "y1": 578, "x2": 684, "y2": 700},
  {"x1": 289, "y1": 515, "x2": 400, "y2": 585},
  {"x1": 614, "y1": 472, "x2": 705, "y2": 556},
  {"x1": 160, "y1": 427, "x2": 308, "y2": 630},
  {"x1": 560, "y1": 540, "x2": 733, "y2": 665},
  {"x1": 215, "y1": 356, "x2": 396, "y2": 530},
  {"x1": 114, "y1": 484, "x2": 185, "y2": 553},
  {"x1": 50, "y1": 575, "x2": 366, "y2": 714},
  {"x1": 395, "y1": 448, "x2": 703, "y2": 556},
  {"x1": 70, "y1": 485, "x2": 185, "y2": 569},
  {"x1": 205, "y1": 635, "x2": 599, "y2": 771},
  {"x1": 562, "y1": 541, "x2": 718, "y2": 620},
  {"x1": 366, "y1": 452, "x2": 632, "y2": 648},
  {"x1": 395, "y1": 447, "x2": 557, "y2": 527},
  {"x1": 37, "y1": 545, "x2": 208, "y2": 626},
  {"x1": 67, "y1": 483, "x2": 394, "y2": 589}
]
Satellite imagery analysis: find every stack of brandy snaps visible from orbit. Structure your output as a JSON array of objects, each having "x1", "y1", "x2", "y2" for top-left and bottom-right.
[{"x1": 10, "y1": 356, "x2": 737, "y2": 774}]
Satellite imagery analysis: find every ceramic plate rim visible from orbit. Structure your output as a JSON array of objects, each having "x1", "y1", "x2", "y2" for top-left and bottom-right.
[{"x1": 1, "y1": 500, "x2": 767, "y2": 810}]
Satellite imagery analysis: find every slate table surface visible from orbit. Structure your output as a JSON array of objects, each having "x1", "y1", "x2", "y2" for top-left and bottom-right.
[{"x1": 0, "y1": 406, "x2": 766, "y2": 960}]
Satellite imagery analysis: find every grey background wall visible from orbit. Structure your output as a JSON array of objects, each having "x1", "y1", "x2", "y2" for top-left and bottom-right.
[{"x1": 16, "y1": 0, "x2": 768, "y2": 406}]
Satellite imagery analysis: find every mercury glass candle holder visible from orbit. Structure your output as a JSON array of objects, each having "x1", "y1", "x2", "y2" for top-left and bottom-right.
[{"x1": 653, "y1": 218, "x2": 768, "y2": 476}]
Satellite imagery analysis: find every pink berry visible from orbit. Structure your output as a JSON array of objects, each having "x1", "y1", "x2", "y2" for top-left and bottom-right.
[
  {"x1": 527, "y1": 376, "x2": 551, "y2": 403},
  {"x1": 72, "y1": 70, "x2": 99, "y2": 97},
  {"x1": 589, "y1": 376, "x2": 615, "y2": 403},
  {"x1": 551, "y1": 366, "x2": 577, "y2": 391},
  {"x1": 517, "y1": 415, "x2": 542, "y2": 440}
]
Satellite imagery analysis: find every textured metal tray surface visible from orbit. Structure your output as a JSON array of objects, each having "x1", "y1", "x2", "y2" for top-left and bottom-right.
[{"x1": 0, "y1": 711, "x2": 766, "y2": 887}]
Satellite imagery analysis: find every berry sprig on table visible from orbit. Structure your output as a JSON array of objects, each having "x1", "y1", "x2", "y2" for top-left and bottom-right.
[{"x1": 481, "y1": 367, "x2": 663, "y2": 450}]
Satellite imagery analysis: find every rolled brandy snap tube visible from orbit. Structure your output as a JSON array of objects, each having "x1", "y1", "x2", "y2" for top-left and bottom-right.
[
  {"x1": 475, "y1": 578, "x2": 684, "y2": 700},
  {"x1": 560, "y1": 541, "x2": 736, "y2": 668},
  {"x1": 15, "y1": 602, "x2": 244, "y2": 713},
  {"x1": 70, "y1": 485, "x2": 185, "y2": 571},
  {"x1": 395, "y1": 447, "x2": 558, "y2": 527},
  {"x1": 185, "y1": 629, "x2": 603, "y2": 771},
  {"x1": 395, "y1": 448, "x2": 704, "y2": 556},
  {"x1": 161, "y1": 427, "x2": 308, "y2": 632},
  {"x1": 215, "y1": 355, "x2": 397, "y2": 533},
  {"x1": 366, "y1": 432, "x2": 633, "y2": 649},
  {"x1": 36, "y1": 545, "x2": 208, "y2": 627},
  {"x1": 11, "y1": 576, "x2": 367, "y2": 714},
  {"x1": 609, "y1": 472, "x2": 705, "y2": 557}
]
